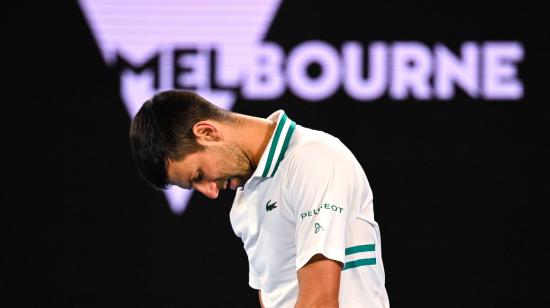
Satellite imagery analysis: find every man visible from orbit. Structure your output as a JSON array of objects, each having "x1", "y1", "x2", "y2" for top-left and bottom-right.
[{"x1": 129, "y1": 90, "x2": 390, "y2": 307}]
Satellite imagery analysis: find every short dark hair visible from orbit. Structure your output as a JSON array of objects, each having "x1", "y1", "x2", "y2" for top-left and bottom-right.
[{"x1": 129, "y1": 90, "x2": 232, "y2": 190}]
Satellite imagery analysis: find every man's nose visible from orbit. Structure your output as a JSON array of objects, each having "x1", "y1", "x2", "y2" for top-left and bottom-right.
[{"x1": 194, "y1": 181, "x2": 219, "y2": 199}]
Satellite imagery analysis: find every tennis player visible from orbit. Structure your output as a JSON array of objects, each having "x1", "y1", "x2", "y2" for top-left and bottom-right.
[{"x1": 130, "y1": 90, "x2": 390, "y2": 308}]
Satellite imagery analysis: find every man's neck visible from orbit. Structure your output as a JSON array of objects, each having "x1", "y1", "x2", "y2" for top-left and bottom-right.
[{"x1": 227, "y1": 113, "x2": 277, "y2": 169}]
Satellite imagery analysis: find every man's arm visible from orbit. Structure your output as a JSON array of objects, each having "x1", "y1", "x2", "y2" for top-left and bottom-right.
[
  {"x1": 295, "y1": 254, "x2": 342, "y2": 308},
  {"x1": 258, "y1": 291, "x2": 265, "y2": 308}
]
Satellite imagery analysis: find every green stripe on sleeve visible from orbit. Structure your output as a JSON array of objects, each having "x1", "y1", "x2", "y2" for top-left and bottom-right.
[
  {"x1": 262, "y1": 113, "x2": 287, "y2": 177},
  {"x1": 342, "y1": 258, "x2": 377, "y2": 270},
  {"x1": 345, "y1": 244, "x2": 375, "y2": 255},
  {"x1": 269, "y1": 120, "x2": 296, "y2": 177}
]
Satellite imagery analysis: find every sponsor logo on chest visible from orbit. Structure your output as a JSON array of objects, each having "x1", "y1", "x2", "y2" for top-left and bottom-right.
[{"x1": 300, "y1": 203, "x2": 344, "y2": 220}]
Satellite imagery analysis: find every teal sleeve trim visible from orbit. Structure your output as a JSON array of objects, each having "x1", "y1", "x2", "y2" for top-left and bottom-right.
[
  {"x1": 345, "y1": 244, "x2": 375, "y2": 255},
  {"x1": 343, "y1": 258, "x2": 377, "y2": 270}
]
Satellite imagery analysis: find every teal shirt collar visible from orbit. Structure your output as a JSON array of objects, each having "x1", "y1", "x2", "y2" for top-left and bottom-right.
[{"x1": 252, "y1": 110, "x2": 297, "y2": 178}]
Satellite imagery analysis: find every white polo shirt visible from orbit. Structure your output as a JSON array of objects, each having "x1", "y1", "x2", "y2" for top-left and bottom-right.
[{"x1": 229, "y1": 110, "x2": 389, "y2": 308}]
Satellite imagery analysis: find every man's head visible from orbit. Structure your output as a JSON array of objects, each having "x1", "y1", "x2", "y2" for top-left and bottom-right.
[{"x1": 129, "y1": 90, "x2": 253, "y2": 198}]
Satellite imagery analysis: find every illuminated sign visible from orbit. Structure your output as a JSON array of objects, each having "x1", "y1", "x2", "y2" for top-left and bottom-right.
[{"x1": 79, "y1": 0, "x2": 524, "y2": 214}]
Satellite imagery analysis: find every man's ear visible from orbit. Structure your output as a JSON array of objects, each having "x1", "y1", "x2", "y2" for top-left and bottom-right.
[{"x1": 192, "y1": 120, "x2": 222, "y2": 144}]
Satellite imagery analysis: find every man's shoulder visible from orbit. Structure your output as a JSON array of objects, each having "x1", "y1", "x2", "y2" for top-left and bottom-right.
[
  {"x1": 284, "y1": 126, "x2": 357, "y2": 171},
  {"x1": 280, "y1": 125, "x2": 370, "y2": 199},
  {"x1": 291, "y1": 126, "x2": 353, "y2": 158}
]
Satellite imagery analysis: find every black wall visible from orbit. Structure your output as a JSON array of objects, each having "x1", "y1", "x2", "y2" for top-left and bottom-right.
[{"x1": 5, "y1": 1, "x2": 545, "y2": 307}]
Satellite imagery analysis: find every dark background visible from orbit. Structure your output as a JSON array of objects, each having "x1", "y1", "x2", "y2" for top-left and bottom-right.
[{"x1": 4, "y1": 0, "x2": 546, "y2": 307}]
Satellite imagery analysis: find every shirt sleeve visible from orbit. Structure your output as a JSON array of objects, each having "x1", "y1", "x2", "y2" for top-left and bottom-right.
[
  {"x1": 248, "y1": 264, "x2": 261, "y2": 290},
  {"x1": 285, "y1": 140, "x2": 364, "y2": 271}
]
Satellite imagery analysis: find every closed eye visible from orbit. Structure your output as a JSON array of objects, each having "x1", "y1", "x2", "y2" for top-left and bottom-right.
[{"x1": 193, "y1": 170, "x2": 203, "y2": 184}]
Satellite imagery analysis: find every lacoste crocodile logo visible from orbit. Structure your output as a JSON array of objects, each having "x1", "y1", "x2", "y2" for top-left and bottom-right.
[{"x1": 266, "y1": 200, "x2": 278, "y2": 212}]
